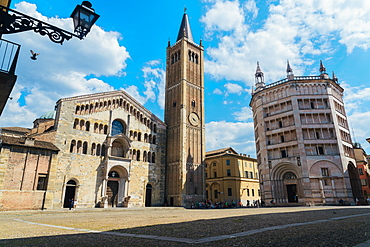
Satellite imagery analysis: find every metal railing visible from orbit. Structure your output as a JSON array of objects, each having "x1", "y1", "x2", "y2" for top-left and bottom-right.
[
  {"x1": 264, "y1": 75, "x2": 338, "y2": 89},
  {"x1": 0, "y1": 38, "x2": 20, "y2": 74}
]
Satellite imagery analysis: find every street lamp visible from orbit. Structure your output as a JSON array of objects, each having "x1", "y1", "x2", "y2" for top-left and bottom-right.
[
  {"x1": 70, "y1": 1, "x2": 100, "y2": 39},
  {"x1": 0, "y1": 1, "x2": 100, "y2": 44}
]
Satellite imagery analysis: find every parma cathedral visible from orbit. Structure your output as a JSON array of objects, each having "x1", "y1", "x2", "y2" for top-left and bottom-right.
[{"x1": 0, "y1": 12, "x2": 205, "y2": 210}]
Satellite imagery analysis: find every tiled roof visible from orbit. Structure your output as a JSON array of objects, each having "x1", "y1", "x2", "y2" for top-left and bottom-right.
[
  {"x1": 1, "y1": 127, "x2": 31, "y2": 134},
  {"x1": 0, "y1": 135, "x2": 59, "y2": 151},
  {"x1": 206, "y1": 147, "x2": 238, "y2": 157}
]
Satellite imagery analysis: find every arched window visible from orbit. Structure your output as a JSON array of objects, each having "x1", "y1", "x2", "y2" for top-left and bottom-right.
[
  {"x1": 82, "y1": 141, "x2": 88, "y2": 154},
  {"x1": 70, "y1": 140, "x2": 76, "y2": 153},
  {"x1": 75, "y1": 106, "x2": 80, "y2": 114},
  {"x1": 99, "y1": 124, "x2": 103, "y2": 134},
  {"x1": 137, "y1": 150, "x2": 140, "y2": 161},
  {"x1": 73, "y1": 119, "x2": 79, "y2": 129},
  {"x1": 148, "y1": 152, "x2": 151, "y2": 163},
  {"x1": 96, "y1": 144, "x2": 101, "y2": 156},
  {"x1": 91, "y1": 143, "x2": 96, "y2": 155},
  {"x1": 152, "y1": 152, "x2": 155, "y2": 163},
  {"x1": 111, "y1": 120, "x2": 125, "y2": 136},
  {"x1": 154, "y1": 124, "x2": 157, "y2": 133},
  {"x1": 138, "y1": 132, "x2": 142, "y2": 141},
  {"x1": 80, "y1": 120, "x2": 85, "y2": 131},
  {"x1": 101, "y1": 144, "x2": 106, "y2": 156},
  {"x1": 152, "y1": 135, "x2": 156, "y2": 144},
  {"x1": 144, "y1": 133, "x2": 148, "y2": 143},
  {"x1": 94, "y1": 123, "x2": 98, "y2": 133},
  {"x1": 191, "y1": 100, "x2": 196, "y2": 107},
  {"x1": 104, "y1": 125, "x2": 108, "y2": 135},
  {"x1": 77, "y1": 141, "x2": 82, "y2": 154},
  {"x1": 143, "y1": 151, "x2": 147, "y2": 162},
  {"x1": 86, "y1": 121, "x2": 90, "y2": 132}
]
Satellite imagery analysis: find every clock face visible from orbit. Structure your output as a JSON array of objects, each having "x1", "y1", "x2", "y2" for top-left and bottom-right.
[{"x1": 189, "y1": 112, "x2": 199, "y2": 126}]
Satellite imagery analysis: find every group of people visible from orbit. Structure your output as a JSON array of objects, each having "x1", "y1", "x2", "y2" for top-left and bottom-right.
[
  {"x1": 191, "y1": 199, "x2": 264, "y2": 209},
  {"x1": 69, "y1": 198, "x2": 77, "y2": 210}
]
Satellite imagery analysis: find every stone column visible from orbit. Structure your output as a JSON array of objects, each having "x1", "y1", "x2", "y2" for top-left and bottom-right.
[
  {"x1": 331, "y1": 178, "x2": 336, "y2": 198},
  {"x1": 319, "y1": 179, "x2": 325, "y2": 204}
]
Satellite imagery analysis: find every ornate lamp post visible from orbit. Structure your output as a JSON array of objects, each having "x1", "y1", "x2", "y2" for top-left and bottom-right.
[{"x1": 0, "y1": 1, "x2": 100, "y2": 44}]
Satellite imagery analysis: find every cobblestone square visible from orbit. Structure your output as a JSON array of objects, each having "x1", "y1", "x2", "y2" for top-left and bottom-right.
[{"x1": 1, "y1": 206, "x2": 370, "y2": 246}]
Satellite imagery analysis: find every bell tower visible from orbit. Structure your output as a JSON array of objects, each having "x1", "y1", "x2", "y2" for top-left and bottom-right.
[{"x1": 164, "y1": 10, "x2": 205, "y2": 207}]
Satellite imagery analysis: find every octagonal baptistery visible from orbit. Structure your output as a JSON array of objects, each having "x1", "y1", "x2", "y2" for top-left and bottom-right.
[
  {"x1": 249, "y1": 61, "x2": 360, "y2": 206},
  {"x1": 47, "y1": 90, "x2": 166, "y2": 208}
]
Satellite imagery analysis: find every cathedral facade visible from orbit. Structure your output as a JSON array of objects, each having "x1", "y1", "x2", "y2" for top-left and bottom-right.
[{"x1": 0, "y1": 12, "x2": 205, "y2": 210}]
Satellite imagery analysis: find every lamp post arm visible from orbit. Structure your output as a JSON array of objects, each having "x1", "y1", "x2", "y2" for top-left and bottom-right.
[{"x1": 0, "y1": 5, "x2": 81, "y2": 44}]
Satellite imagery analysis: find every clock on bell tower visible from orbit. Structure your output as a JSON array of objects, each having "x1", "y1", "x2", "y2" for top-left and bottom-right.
[{"x1": 164, "y1": 10, "x2": 206, "y2": 207}]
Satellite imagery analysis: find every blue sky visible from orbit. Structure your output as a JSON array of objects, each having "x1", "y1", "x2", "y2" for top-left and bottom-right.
[{"x1": 1, "y1": 0, "x2": 370, "y2": 156}]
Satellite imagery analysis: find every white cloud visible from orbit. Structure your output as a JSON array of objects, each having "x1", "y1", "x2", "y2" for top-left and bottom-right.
[
  {"x1": 206, "y1": 121, "x2": 256, "y2": 155},
  {"x1": 201, "y1": 0, "x2": 246, "y2": 34},
  {"x1": 212, "y1": 88, "x2": 223, "y2": 94},
  {"x1": 141, "y1": 60, "x2": 166, "y2": 109},
  {"x1": 201, "y1": 0, "x2": 370, "y2": 86},
  {"x1": 223, "y1": 100, "x2": 233, "y2": 105},
  {"x1": 224, "y1": 82, "x2": 245, "y2": 95},
  {"x1": 0, "y1": 2, "x2": 130, "y2": 127},
  {"x1": 124, "y1": 85, "x2": 147, "y2": 105},
  {"x1": 233, "y1": 106, "x2": 252, "y2": 121},
  {"x1": 244, "y1": 0, "x2": 258, "y2": 19}
]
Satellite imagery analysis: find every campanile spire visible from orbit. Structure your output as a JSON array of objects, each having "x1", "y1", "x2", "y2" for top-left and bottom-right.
[{"x1": 176, "y1": 10, "x2": 193, "y2": 42}]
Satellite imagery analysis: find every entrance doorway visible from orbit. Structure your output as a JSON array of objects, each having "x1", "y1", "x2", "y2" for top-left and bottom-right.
[
  {"x1": 63, "y1": 180, "x2": 77, "y2": 208},
  {"x1": 145, "y1": 184, "x2": 152, "y2": 207},
  {"x1": 286, "y1": 184, "x2": 298, "y2": 202},
  {"x1": 107, "y1": 181, "x2": 119, "y2": 207}
]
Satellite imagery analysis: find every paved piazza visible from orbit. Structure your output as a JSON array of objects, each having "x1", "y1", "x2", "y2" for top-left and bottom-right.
[{"x1": 1, "y1": 206, "x2": 370, "y2": 246}]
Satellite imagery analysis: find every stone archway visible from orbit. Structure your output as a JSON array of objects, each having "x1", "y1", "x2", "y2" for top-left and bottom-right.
[
  {"x1": 63, "y1": 180, "x2": 78, "y2": 208},
  {"x1": 145, "y1": 184, "x2": 152, "y2": 207},
  {"x1": 104, "y1": 166, "x2": 129, "y2": 207},
  {"x1": 283, "y1": 172, "x2": 298, "y2": 203},
  {"x1": 271, "y1": 163, "x2": 301, "y2": 204}
]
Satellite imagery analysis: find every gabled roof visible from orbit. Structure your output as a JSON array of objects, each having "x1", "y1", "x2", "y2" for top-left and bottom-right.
[
  {"x1": 176, "y1": 12, "x2": 193, "y2": 42},
  {"x1": 206, "y1": 147, "x2": 238, "y2": 157}
]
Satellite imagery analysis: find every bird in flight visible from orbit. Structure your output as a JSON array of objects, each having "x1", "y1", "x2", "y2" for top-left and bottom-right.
[{"x1": 30, "y1": 50, "x2": 40, "y2": 60}]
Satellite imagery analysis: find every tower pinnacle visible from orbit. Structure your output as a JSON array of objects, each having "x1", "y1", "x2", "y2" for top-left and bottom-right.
[
  {"x1": 176, "y1": 11, "x2": 193, "y2": 42},
  {"x1": 320, "y1": 60, "x2": 326, "y2": 74},
  {"x1": 255, "y1": 62, "x2": 264, "y2": 84},
  {"x1": 286, "y1": 60, "x2": 294, "y2": 80}
]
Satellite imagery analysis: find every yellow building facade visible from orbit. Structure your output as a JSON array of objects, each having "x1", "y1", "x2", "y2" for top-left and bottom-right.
[{"x1": 205, "y1": 148, "x2": 260, "y2": 206}]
